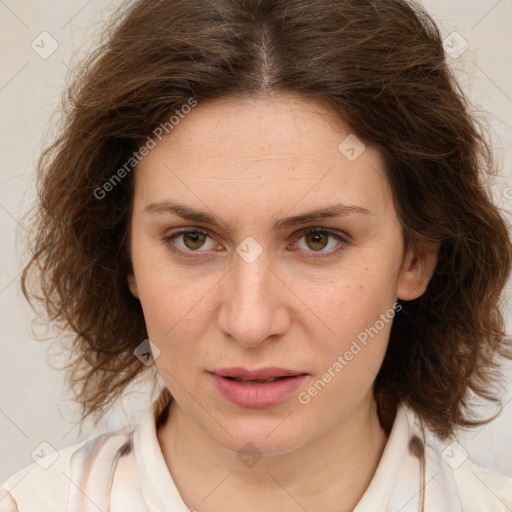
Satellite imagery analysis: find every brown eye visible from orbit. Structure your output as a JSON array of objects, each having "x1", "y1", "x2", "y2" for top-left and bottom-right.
[
  {"x1": 304, "y1": 232, "x2": 329, "y2": 251},
  {"x1": 182, "y1": 231, "x2": 207, "y2": 250},
  {"x1": 161, "y1": 228, "x2": 217, "y2": 257},
  {"x1": 292, "y1": 228, "x2": 348, "y2": 258}
]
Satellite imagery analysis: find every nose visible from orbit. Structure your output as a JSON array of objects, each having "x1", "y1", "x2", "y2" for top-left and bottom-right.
[{"x1": 217, "y1": 251, "x2": 290, "y2": 348}]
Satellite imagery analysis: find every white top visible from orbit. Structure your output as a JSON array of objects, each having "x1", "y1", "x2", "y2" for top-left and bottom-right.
[{"x1": 1, "y1": 396, "x2": 512, "y2": 511}]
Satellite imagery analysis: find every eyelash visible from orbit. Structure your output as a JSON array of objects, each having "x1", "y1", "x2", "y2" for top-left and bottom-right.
[{"x1": 160, "y1": 227, "x2": 349, "y2": 260}]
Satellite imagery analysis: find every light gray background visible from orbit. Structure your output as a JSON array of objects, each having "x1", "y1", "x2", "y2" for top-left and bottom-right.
[{"x1": 1, "y1": 0, "x2": 511, "y2": 482}]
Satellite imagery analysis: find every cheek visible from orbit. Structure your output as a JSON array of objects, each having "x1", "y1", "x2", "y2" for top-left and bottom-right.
[
  {"x1": 295, "y1": 261, "x2": 399, "y2": 398},
  {"x1": 131, "y1": 237, "x2": 218, "y2": 337},
  {"x1": 135, "y1": 276, "x2": 229, "y2": 391},
  {"x1": 298, "y1": 263, "x2": 399, "y2": 341},
  {"x1": 138, "y1": 279, "x2": 213, "y2": 346},
  {"x1": 300, "y1": 290, "x2": 395, "y2": 413}
]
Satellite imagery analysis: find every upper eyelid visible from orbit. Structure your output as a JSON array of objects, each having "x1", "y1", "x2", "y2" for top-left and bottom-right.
[{"x1": 164, "y1": 226, "x2": 347, "y2": 239}]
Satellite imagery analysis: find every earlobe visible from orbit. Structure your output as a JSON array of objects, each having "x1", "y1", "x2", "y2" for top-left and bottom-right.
[
  {"x1": 127, "y1": 274, "x2": 139, "y2": 298},
  {"x1": 397, "y1": 240, "x2": 440, "y2": 301}
]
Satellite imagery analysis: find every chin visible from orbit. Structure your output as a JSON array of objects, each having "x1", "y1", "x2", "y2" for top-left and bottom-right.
[{"x1": 208, "y1": 416, "x2": 312, "y2": 458}]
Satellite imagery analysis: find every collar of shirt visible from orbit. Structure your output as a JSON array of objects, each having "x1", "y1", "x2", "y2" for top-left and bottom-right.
[
  {"x1": 130, "y1": 398, "x2": 437, "y2": 511},
  {"x1": 3, "y1": 395, "x2": 512, "y2": 512}
]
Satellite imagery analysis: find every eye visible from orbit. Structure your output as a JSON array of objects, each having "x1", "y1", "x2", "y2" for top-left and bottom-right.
[
  {"x1": 290, "y1": 227, "x2": 348, "y2": 257},
  {"x1": 161, "y1": 226, "x2": 348, "y2": 259},
  {"x1": 161, "y1": 228, "x2": 219, "y2": 256}
]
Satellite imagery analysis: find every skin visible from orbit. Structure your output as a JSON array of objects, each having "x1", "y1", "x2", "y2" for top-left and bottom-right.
[{"x1": 127, "y1": 92, "x2": 439, "y2": 512}]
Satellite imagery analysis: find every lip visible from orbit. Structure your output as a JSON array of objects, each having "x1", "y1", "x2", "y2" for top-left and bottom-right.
[{"x1": 209, "y1": 367, "x2": 308, "y2": 408}]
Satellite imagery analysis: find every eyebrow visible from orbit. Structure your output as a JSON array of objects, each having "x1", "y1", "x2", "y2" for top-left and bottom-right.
[{"x1": 144, "y1": 200, "x2": 373, "y2": 231}]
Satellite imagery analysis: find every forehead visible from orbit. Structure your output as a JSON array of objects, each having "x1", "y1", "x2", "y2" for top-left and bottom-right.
[{"x1": 133, "y1": 94, "x2": 393, "y2": 220}]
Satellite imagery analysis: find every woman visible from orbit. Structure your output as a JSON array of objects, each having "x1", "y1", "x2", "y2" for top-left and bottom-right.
[{"x1": 1, "y1": 0, "x2": 512, "y2": 510}]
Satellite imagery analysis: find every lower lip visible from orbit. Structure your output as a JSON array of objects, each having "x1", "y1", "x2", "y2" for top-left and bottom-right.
[{"x1": 210, "y1": 373, "x2": 308, "y2": 408}]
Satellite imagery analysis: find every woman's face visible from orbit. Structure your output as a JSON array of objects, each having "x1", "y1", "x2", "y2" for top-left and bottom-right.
[{"x1": 127, "y1": 93, "x2": 436, "y2": 455}]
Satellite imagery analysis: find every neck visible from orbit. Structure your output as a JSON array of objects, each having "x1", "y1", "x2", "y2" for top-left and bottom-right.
[{"x1": 157, "y1": 392, "x2": 389, "y2": 512}]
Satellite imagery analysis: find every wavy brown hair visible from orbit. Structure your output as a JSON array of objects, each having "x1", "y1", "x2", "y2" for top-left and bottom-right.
[{"x1": 21, "y1": 0, "x2": 512, "y2": 439}]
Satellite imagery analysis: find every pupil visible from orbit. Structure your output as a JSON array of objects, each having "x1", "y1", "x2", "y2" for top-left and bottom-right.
[
  {"x1": 185, "y1": 232, "x2": 204, "y2": 249},
  {"x1": 307, "y1": 232, "x2": 328, "y2": 251}
]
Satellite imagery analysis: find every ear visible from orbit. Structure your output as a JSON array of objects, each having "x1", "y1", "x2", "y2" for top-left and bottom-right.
[
  {"x1": 127, "y1": 274, "x2": 140, "y2": 299},
  {"x1": 397, "y1": 239, "x2": 440, "y2": 301}
]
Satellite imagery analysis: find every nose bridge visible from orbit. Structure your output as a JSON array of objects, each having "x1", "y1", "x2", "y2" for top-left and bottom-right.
[
  {"x1": 219, "y1": 250, "x2": 287, "y2": 347},
  {"x1": 234, "y1": 253, "x2": 271, "y2": 308}
]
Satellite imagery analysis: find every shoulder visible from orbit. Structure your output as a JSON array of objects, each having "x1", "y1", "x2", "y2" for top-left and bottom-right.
[
  {"x1": 388, "y1": 404, "x2": 512, "y2": 511},
  {"x1": 420, "y1": 417, "x2": 512, "y2": 511},
  {"x1": 449, "y1": 453, "x2": 512, "y2": 511},
  {"x1": 0, "y1": 429, "x2": 133, "y2": 512}
]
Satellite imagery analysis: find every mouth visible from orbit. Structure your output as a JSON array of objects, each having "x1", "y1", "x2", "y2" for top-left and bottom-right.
[
  {"x1": 223, "y1": 376, "x2": 291, "y2": 384},
  {"x1": 211, "y1": 367, "x2": 307, "y2": 380},
  {"x1": 208, "y1": 367, "x2": 308, "y2": 408}
]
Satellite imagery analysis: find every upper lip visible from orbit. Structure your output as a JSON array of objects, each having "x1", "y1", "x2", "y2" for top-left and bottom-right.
[{"x1": 210, "y1": 367, "x2": 307, "y2": 380}]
